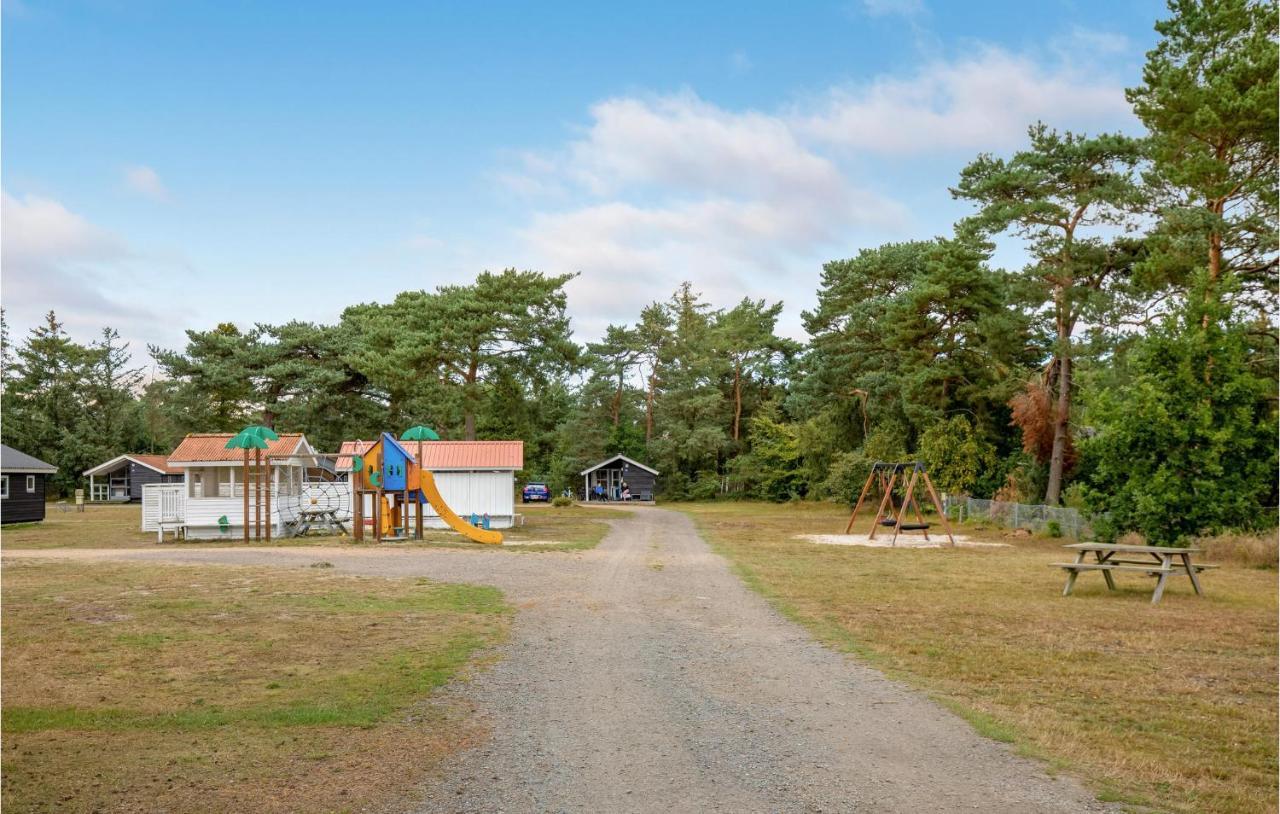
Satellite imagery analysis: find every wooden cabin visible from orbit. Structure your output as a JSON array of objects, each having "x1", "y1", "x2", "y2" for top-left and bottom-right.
[
  {"x1": 82, "y1": 454, "x2": 182, "y2": 502},
  {"x1": 1, "y1": 444, "x2": 58, "y2": 524},
  {"x1": 580, "y1": 454, "x2": 658, "y2": 502}
]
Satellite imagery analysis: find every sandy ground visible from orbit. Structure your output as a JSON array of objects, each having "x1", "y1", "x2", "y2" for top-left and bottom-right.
[
  {"x1": 797, "y1": 532, "x2": 1012, "y2": 549},
  {"x1": 4, "y1": 508, "x2": 1106, "y2": 813}
]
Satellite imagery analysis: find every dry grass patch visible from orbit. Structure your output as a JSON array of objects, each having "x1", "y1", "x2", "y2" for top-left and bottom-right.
[
  {"x1": 2, "y1": 559, "x2": 510, "y2": 813},
  {"x1": 679, "y1": 501, "x2": 1278, "y2": 814}
]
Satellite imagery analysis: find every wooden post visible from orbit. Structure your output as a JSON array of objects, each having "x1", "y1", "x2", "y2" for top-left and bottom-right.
[
  {"x1": 374, "y1": 485, "x2": 383, "y2": 543},
  {"x1": 919, "y1": 471, "x2": 956, "y2": 546},
  {"x1": 242, "y1": 451, "x2": 250, "y2": 544},
  {"x1": 264, "y1": 454, "x2": 272, "y2": 543},
  {"x1": 254, "y1": 448, "x2": 262, "y2": 541},
  {"x1": 415, "y1": 440, "x2": 424, "y2": 540},
  {"x1": 891, "y1": 468, "x2": 920, "y2": 547},
  {"x1": 868, "y1": 469, "x2": 899, "y2": 540},
  {"x1": 844, "y1": 466, "x2": 877, "y2": 534},
  {"x1": 352, "y1": 479, "x2": 363, "y2": 541}
]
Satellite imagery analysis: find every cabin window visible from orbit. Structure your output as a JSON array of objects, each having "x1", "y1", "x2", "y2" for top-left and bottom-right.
[
  {"x1": 26, "y1": 475, "x2": 36, "y2": 493},
  {"x1": 0, "y1": 476, "x2": 8, "y2": 498}
]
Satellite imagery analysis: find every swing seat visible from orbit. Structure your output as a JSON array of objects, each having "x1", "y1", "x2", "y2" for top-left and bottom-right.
[
  {"x1": 896, "y1": 523, "x2": 931, "y2": 531},
  {"x1": 879, "y1": 518, "x2": 898, "y2": 526}
]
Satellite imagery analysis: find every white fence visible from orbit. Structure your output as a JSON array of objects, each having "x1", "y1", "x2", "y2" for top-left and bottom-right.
[
  {"x1": 942, "y1": 495, "x2": 1086, "y2": 538},
  {"x1": 141, "y1": 484, "x2": 185, "y2": 532}
]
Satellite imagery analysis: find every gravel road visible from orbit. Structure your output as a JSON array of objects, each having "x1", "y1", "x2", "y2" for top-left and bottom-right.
[{"x1": 6, "y1": 507, "x2": 1110, "y2": 813}]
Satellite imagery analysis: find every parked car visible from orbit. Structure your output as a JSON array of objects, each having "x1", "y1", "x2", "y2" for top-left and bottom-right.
[{"x1": 521, "y1": 482, "x2": 550, "y2": 503}]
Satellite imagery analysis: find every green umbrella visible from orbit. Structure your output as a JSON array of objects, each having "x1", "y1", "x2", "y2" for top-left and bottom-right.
[
  {"x1": 400, "y1": 426, "x2": 440, "y2": 441},
  {"x1": 243, "y1": 425, "x2": 280, "y2": 441},
  {"x1": 225, "y1": 430, "x2": 269, "y2": 450}
]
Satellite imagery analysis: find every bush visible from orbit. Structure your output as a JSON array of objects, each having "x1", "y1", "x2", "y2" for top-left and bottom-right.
[
  {"x1": 917, "y1": 416, "x2": 997, "y2": 496},
  {"x1": 551, "y1": 495, "x2": 574, "y2": 508},
  {"x1": 1045, "y1": 520, "x2": 1062, "y2": 538}
]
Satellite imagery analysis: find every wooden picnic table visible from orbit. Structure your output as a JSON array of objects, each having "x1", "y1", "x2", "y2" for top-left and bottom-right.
[
  {"x1": 1053, "y1": 542, "x2": 1218, "y2": 604},
  {"x1": 287, "y1": 507, "x2": 349, "y2": 538}
]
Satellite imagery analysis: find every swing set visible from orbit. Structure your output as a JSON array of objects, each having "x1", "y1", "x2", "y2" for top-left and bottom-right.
[{"x1": 844, "y1": 461, "x2": 955, "y2": 546}]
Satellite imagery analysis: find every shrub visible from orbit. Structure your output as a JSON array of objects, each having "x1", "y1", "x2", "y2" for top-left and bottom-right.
[
  {"x1": 1045, "y1": 520, "x2": 1062, "y2": 538},
  {"x1": 917, "y1": 416, "x2": 997, "y2": 496},
  {"x1": 551, "y1": 495, "x2": 574, "y2": 508}
]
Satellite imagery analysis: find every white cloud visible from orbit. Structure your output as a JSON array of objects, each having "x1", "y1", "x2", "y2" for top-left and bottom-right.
[
  {"x1": 1, "y1": 191, "x2": 167, "y2": 347},
  {"x1": 123, "y1": 165, "x2": 169, "y2": 202},
  {"x1": 795, "y1": 47, "x2": 1134, "y2": 155},
  {"x1": 501, "y1": 41, "x2": 1135, "y2": 340},
  {"x1": 508, "y1": 92, "x2": 910, "y2": 338}
]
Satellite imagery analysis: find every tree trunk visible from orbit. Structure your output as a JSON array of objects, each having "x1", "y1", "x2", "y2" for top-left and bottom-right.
[
  {"x1": 1044, "y1": 300, "x2": 1072, "y2": 505},
  {"x1": 612, "y1": 371, "x2": 622, "y2": 427},
  {"x1": 1204, "y1": 198, "x2": 1224, "y2": 330},
  {"x1": 732, "y1": 362, "x2": 742, "y2": 441},
  {"x1": 464, "y1": 358, "x2": 479, "y2": 441},
  {"x1": 644, "y1": 367, "x2": 657, "y2": 443}
]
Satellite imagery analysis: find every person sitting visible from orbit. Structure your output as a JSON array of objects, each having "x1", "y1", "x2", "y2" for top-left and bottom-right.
[
  {"x1": 593, "y1": 483, "x2": 604, "y2": 502},
  {"x1": 622, "y1": 486, "x2": 631, "y2": 501}
]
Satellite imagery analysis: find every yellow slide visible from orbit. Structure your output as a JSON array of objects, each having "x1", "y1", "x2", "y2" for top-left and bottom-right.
[{"x1": 415, "y1": 470, "x2": 503, "y2": 545}]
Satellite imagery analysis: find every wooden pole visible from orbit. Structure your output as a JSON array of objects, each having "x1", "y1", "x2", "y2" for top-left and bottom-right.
[
  {"x1": 242, "y1": 451, "x2": 250, "y2": 544},
  {"x1": 352, "y1": 477, "x2": 363, "y2": 542},
  {"x1": 920, "y1": 471, "x2": 956, "y2": 546},
  {"x1": 844, "y1": 466, "x2": 877, "y2": 533},
  {"x1": 264, "y1": 454, "x2": 272, "y2": 543},
  {"x1": 415, "y1": 439, "x2": 424, "y2": 540},
  {"x1": 868, "y1": 469, "x2": 898, "y2": 540},
  {"x1": 891, "y1": 469, "x2": 920, "y2": 547},
  {"x1": 257, "y1": 449, "x2": 264, "y2": 540}
]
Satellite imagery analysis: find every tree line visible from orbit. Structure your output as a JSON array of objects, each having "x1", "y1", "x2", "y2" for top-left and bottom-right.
[{"x1": 2, "y1": 0, "x2": 1275, "y2": 543}]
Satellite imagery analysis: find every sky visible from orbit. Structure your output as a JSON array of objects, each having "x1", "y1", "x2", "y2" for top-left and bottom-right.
[{"x1": 2, "y1": 0, "x2": 1167, "y2": 365}]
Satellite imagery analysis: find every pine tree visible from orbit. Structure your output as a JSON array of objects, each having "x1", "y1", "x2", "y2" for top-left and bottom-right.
[{"x1": 953, "y1": 126, "x2": 1142, "y2": 504}]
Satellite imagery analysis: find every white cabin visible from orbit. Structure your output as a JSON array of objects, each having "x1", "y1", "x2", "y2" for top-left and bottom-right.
[{"x1": 164, "y1": 433, "x2": 316, "y2": 539}]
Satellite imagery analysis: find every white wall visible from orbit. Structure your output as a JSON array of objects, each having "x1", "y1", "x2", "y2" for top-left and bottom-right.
[{"x1": 424, "y1": 471, "x2": 515, "y2": 528}]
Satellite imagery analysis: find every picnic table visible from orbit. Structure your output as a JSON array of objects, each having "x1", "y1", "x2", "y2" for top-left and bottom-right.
[
  {"x1": 1053, "y1": 542, "x2": 1218, "y2": 604},
  {"x1": 286, "y1": 507, "x2": 348, "y2": 538}
]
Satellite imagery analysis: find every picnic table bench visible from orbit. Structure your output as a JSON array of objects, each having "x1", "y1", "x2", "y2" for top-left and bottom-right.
[
  {"x1": 1053, "y1": 542, "x2": 1218, "y2": 604},
  {"x1": 286, "y1": 507, "x2": 349, "y2": 538}
]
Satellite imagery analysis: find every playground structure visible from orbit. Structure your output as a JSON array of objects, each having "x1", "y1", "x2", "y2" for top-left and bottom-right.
[
  {"x1": 350, "y1": 431, "x2": 502, "y2": 545},
  {"x1": 844, "y1": 461, "x2": 955, "y2": 546}
]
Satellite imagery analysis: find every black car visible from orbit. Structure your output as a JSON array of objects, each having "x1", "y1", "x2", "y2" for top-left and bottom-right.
[{"x1": 522, "y1": 482, "x2": 550, "y2": 503}]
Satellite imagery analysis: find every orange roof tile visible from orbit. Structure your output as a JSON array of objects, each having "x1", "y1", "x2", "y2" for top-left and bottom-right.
[
  {"x1": 337, "y1": 439, "x2": 523, "y2": 471},
  {"x1": 168, "y1": 433, "x2": 308, "y2": 464},
  {"x1": 131, "y1": 454, "x2": 183, "y2": 475}
]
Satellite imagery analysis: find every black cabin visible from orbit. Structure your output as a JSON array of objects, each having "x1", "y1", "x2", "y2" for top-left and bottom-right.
[
  {"x1": 1, "y1": 444, "x2": 57, "y2": 524},
  {"x1": 580, "y1": 454, "x2": 659, "y2": 502},
  {"x1": 82, "y1": 454, "x2": 182, "y2": 502}
]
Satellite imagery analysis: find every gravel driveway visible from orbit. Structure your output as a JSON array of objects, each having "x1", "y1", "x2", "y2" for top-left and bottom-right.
[{"x1": 6, "y1": 507, "x2": 1109, "y2": 813}]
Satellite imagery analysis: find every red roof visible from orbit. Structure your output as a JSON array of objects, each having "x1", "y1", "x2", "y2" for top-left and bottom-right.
[
  {"x1": 131, "y1": 454, "x2": 182, "y2": 475},
  {"x1": 168, "y1": 433, "x2": 308, "y2": 464},
  {"x1": 337, "y1": 439, "x2": 523, "y2": 471}
]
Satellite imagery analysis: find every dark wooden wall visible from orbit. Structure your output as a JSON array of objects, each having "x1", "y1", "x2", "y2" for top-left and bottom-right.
[
  {"x1": 129, "y1": 462, "x2": 182, "y2": 500},
  {"x1": 2, "y1": 472, "x2": 47, "y2": 523}
]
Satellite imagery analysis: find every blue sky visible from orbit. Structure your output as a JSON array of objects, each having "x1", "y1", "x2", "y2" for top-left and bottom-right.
[{"x1": 3, "y1": 0, "x2": 1166, "y2": 361}]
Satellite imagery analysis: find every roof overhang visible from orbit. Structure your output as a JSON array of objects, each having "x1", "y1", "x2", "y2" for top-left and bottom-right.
[
  {"x1": 0, "y1": 466, "x2": 57, "y2": 474},
  {"x1": 579, "y1": 454, "x2": 659, "y2": 476},
  {"x1": 83, "y1": 454, "x2": 171, "y2": 477}
]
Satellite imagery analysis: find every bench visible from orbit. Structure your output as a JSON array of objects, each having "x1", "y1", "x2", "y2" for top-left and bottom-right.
[{"x1": 1054, "y1": 543, "x2": 1216, "y2": 603}]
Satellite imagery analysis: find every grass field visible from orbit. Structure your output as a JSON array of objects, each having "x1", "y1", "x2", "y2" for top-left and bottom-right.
[
  {"x1": 1, "y1": 502, "x2": 630, "y2": 551},
  {"x1": 1, "y1": 559, "x2": 510, "y2": 813},
  {"x1": 680, "y1": 501, "x2": 1278, "y2": 814}
]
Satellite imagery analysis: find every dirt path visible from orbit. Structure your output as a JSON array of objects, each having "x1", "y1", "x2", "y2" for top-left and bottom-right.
[{"x1": 5, "y1": 508, "x2": 1109, "y2": 813}]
